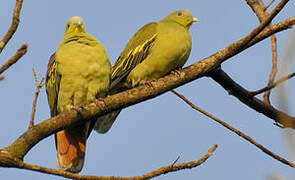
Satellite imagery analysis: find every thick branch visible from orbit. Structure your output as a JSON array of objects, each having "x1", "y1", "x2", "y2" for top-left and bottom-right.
[
  {"x1": 3, "y1": 12, "x2": 295, "y2": 163},
  {"x1": 207, "y1": 0, "x2": 289, "y2": 66},
  {"x1": 209, "y1": 68, "x2": 295, "y2": 128},
  {"x1": 0, "y1": 0, "x2": 24, "y2": 54},
  {"x1": 238, "y1": 0, "x2": 288, "y2": 48}
]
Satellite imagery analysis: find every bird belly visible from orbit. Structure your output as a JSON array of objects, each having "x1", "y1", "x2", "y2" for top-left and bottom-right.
[{"x1": 56, "y1": 42, "x2": 110, "y2": 112}]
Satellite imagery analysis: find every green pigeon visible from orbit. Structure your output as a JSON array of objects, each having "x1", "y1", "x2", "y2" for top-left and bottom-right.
[
  {"x1": 94, "y1": 10, "x2": 198, "y2": 133},
  {"x1": 46, "y1": 16, "x2": 111, "y2": 173}
]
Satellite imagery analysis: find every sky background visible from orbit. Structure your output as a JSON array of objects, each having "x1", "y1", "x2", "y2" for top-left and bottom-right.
[{"x1": 0, "y1": 0, "x2": 295, "y2": 179}]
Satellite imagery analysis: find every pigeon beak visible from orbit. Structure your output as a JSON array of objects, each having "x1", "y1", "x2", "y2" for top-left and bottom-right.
[
  {"x1": 78, "y1": 21, "x2": 83, "y2": 26},
  {"x1": 192, "y1": 17, "x2": 199, "y2": 22},
  {"x1": 75, "y1": 23, "x2": 86, "y2": 32}
]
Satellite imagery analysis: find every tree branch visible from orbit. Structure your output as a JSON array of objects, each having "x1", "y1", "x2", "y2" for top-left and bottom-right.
[
  {"x1": 29, "y1": 68, "x2": 45, "y2": 129},
  {"x1": 263, "y1": 34, "x2": 278, "y2": 104},
  {"x1": 171, "y1": 90, "x2": 295, "y2": 168},
  {"x1": 209, "y1": 68, "x2": 295, "y2": 128},
  {"x1": 237, "y1": 0, "x2": 288, "y2": 50},
  {"x1": 0, "y1": 43, "x2": 28, "y2": 75},
  {"x1": 246, "y1": 0, "x2": 279, "y2": 104},
  {"x1": 13, "y1": 145, "x2": 217, "y2": 180},
  {"x1": 0, "y1": 4, "x2": 293, "y2": 176},
  {"x1": 0, "y1": 0, "x2": 24, "y2": 54},
  {"x1": 264, "y1": 0, "x2": 276, "y2": 11},
  {"x1": 251, "y1": 71, "x2": 295, "y2": 96},
  {"x1": 1, "y1": 9, "x2": 294, "y2": 163}
]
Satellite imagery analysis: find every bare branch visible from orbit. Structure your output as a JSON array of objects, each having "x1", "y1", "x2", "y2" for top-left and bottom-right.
[
  {"x1": 0, "y1": 0, "x2": 293, "y2": 178},
  {"x1": 171, "y1": 156, "x2": 181, "y2": 166},
  {"x1": 1, "y1": 14, "x2": 294, "y2": 164},
  {"x1": 239, "y1": 0, "x2": 288, "y2": 49},
  {"x1": 251, "y1": 72, "x2": 295, "y2": 96},
  {"x1": 246, "y1": 0, "x2": 279, "y2": 104},
  {"x1": 0, "y1": 44, "x2": 28, "y2": 75},
  {"x1": 246, "y1": 0, "x2": 268, "y2": 21},
  {"x1": 0, "y1": 0, "x2": 24, "y2": 54},
  {"x1": 209, "y1": 68, "x2": 295, "y2": 128},
  {"x1": 264, "y1": 0, "x2": 276, "y2": 11},
  {"x1": 14, "y1": 145, "x2": 217, "y2": 180},
  {"x1": 29, "y1": 68, "x2": 45, "y2": 129},
  {"x1": 171, "y1": 90, "x2": 295, "y2": 168},
  {"x1": 264, "y1": 35, "x2": 278, "y2": 104}
]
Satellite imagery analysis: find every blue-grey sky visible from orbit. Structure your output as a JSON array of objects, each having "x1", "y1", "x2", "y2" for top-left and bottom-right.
[{"x1": 1, "y1": 0, "x2": 295, "y2": 179}]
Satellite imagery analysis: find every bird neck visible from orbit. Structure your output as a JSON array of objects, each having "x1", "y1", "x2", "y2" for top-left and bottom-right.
[{"x1": 160, "y1": 19, "x2": 190, "y2": 31}]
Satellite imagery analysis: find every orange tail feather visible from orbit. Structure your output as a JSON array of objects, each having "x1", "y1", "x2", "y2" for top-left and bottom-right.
[{"x1": 56, "y1": 124, "x2": 89, "y2": 173}]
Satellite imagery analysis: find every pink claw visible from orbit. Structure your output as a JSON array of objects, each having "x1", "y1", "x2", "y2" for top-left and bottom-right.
[
  {"x1": 70, "y1": 105, "x2": 84, "y2": 113},
  {"x1": 141, "y1": 79, "x2": 156, "y2": 86},
  {"x1": 171, "y1": 69, "x2": 182, "y2": 77},
  {"x1": 94, "y1": 97, "x2": 106, "y2": 109}
]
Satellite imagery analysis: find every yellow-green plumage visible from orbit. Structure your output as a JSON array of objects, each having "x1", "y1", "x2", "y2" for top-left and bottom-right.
[
  {"x1": 56, "y1": 32, "x2": 110, "y2": 112},
  {"x1": 46, "y1": 16, "x2": 111, "y2": 173},
  {"x1": 94, "y1": 10, "x2": 197, "y2": 133}
]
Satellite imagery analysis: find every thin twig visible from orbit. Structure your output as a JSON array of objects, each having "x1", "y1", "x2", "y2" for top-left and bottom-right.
[
  {"x1": 17, "y1": 145, "x2": 217, "y2": 180},
  {"x1": 259, "y1": 0, "x2": 279, "y2": 104},
  {"x1": 29, "y1": 68, "x2": 45, "y2": 129},
  {"x1": 0, "y1": 76, "x2": 4, "y2": 81},
  {"x1": 0, "y1": 44, "x2": 28, "y2": 75},
  {"x1": 264, "y1": 0, "x2": 276, "y2": 11},
  {"x1": 251, "y1": 72, "x2": 295, "y2": 96},
  {"x1": 264, "y1": 34, "x2": 278, "y2": 104},
  {"x1": 171, "y1": 156, "x2": 181, "y2": 166},
  {"x1": 171, "y1": 89, "x2": 295, "y2": 168},
  {"x1": 0, "y1": 0, "x2": 24, "y2": 54}
]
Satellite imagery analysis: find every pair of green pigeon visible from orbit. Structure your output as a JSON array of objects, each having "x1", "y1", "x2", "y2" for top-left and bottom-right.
[{"x1": 45, "y1": 10, "x2": 198, "y2": 173}]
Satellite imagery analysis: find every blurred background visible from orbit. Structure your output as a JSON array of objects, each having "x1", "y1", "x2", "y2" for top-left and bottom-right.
[{"x1": 0, "y1": 0, "x2": 295, "y2": 179}]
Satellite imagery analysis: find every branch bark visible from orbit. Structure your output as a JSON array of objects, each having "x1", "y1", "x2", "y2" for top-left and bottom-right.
[
  {"x1": 14, "y1": 144, "x2": 217, "y2": 180},
  {"x1": 246, "y1": 0, "x2": 279, "y2": 104},
  {"x1": 209, "y1": 68, "x2": 295, "y2": 128}
]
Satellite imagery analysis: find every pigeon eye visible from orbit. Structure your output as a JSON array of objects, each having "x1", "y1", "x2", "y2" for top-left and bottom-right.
[{"x1": 178, "y1": 12, "x2": 183, "y2": 16}]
